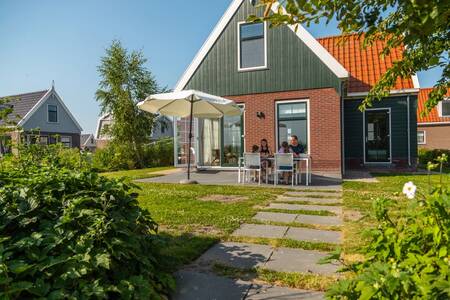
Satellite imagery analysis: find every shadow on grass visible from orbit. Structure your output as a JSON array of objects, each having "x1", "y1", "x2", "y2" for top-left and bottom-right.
[{"x1": 154, "y1": 232, "x2": 219, "y2": 273}]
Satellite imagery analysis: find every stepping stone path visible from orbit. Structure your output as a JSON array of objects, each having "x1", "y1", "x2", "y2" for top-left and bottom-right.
[{"x1": 173, "y1": 189, "x2": 344, "y2": 299}]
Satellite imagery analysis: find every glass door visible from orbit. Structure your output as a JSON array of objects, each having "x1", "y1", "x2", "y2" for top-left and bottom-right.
[
  {"x1": 198, "y1": 118, "x2": 221, "y2": 167},
  {"x1": 222, "y1": 112, "x2": 244, "y2": 167},
  {"x1": 365, "y1": 109, "x2": 391, "y2": 163}
]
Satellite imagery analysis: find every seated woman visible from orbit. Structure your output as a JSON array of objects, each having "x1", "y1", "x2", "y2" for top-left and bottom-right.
[
  {"x1": 260, "y1": 139, "x2": 271, "y2": 182},
  {"x1": 289, "y1": 135, "x2": 305, "y2": 157}
]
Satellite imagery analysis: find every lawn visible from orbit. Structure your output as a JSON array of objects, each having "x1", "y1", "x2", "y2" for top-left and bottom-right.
[{"x1": 101, "y1": 166, "x2": 174, "y2": 180}]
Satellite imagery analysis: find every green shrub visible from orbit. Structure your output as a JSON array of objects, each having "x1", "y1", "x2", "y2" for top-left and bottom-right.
[
  {"x1": 419, "y1": 148, "x2": 450, "y2": 169},
  {"x1": 327, "y1": 155, "x2": 450, "y2": 299},
  {"x1": 0, "y1": 162, "x2": 174, "y2": 298},
  {"x1": 144, "y1": 138, "x2": 174, "y2": 168}
]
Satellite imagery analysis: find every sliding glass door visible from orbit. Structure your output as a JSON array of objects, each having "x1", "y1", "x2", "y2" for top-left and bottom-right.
[{"x1": 222, "y1": 113, "x2": 244, "y2": 167}]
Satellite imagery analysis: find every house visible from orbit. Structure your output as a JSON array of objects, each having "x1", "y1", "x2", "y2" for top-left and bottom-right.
[
  {"x1": 417, "y1": 88, "x2": 450, "y2": 149},
  {"x1": 95, "y1": 113, "x2": 173, "y2": 149},
  {"x1": 0, "y1": 85, "x2": 82, "y2": 153},
  {"x1": 81, "y1": 133, "x2": 96, "y2": 152},
  {"x1": 173, "y1": 0, "x2": 419, "y2": 178}
]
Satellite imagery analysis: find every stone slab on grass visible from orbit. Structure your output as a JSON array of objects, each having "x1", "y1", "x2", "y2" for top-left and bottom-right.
[
  {"x1": 285, "y1": 227, "x2": 342, "y2": 244},
  {"x1": 232, "y1": 224, "x2": 288, "y2": 239},
  {"x1": 196, "y1": 242, "x2": 272, "y2": 270},
  {"x1": 268, "y1": 203, "x2": 342, "y2": 215},
  {"x1": 254, "y1": 211, "x2": 298, "y2": 223},
  {"x1": 285, "y1": 191, "x2": 342, "y2": 198},
  {"x1": 265, "y1": 248, "x2": 340, "y2": 275},
  {"x1": 276, "y1": 196, "x2": 342, "y2": 204},
  {"x1": 172, "y1": 270, "x2": 251, "y2": 300},
  {"x1": 246, "y1": 284, "x2": 325, "y2": 299},
  {"x1": 296, "y1": 214, "x2": 342, "y2": 226}
]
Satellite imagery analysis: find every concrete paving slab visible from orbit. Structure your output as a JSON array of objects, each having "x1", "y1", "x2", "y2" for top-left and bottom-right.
[
  {"x1": 296, "y1": 214, "x2": 342, "y2": 226},
  {"x1": 285, "y1": 191, "x2": 342, "y2": 198},
  {"x1": 267, "y1": 203, "x2": 342, "y2": 215},
  {"x1": 246, "y1": 284, "x2": 325, "y2": 299},
  {"x1": 265, "y1": 248, "x2": 340, "y2": 275},
  {"x1": 172, "y1": 270, "x2": 251, "y2": 300},
  {"x1": 285, "y1": 227, "x2": 342, "y2": 244},
  {"x1": 196, "y1": 242, "x2": 272, "y2": 270},
  {"x1": 232, "y1": 224, "x2": 288, "y2": 239},
  {"x1": 276, "y1": 196, "x2": 342, "y2": 204},
  {"x1": 253, "y1": 212, "x2": 298, "y2": 223}
]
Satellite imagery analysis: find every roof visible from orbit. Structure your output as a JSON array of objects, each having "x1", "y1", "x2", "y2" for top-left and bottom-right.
[
  {"x1": 417, "y1": 88, "x2": 450, "y2": 124},
  {"x1": 174, "y1": 0, "x2": 348, "y2": 91},
  {"x1": 0, "y1": 90, "x2": 48, "y2": 124},
  {"x1": 317, "y1": 34, "x2": 418, "y2": 94},
  {"x1": 81, "y1": 134, "x2": 95, "y2": 146}
]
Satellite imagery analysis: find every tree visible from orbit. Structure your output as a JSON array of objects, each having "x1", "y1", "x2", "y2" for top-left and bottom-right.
[
  {"x1": 96, "y1": 40, "x2": 159, "y2": 168},
  {"x1": 0, "y1": 96, "x2": 19, "y2": 155},
  {"x1": 251, "y1": 0, "x2": 449, "y2": 112}
]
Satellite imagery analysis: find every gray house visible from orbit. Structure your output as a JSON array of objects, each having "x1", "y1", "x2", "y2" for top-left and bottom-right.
[{"x1": 0, "y1": 86, "x2": 82, "y2": 152}]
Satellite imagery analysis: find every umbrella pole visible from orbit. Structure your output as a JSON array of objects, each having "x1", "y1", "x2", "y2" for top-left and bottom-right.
[{"x1": 187, "y1": 97, "x2": 194, "y2": 181}]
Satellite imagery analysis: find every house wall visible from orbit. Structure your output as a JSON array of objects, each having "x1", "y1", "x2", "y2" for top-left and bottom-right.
[
  {"x1": 22, "y1": 93, "x2": 81, "y2": 134},
  {"x1": 228, "y1": 88, "x2": 342, "y2": 176},
  {"x1": 344, "y1": 95, "x2": 418, "y2": 168},
  {"x1": 418, "y1": 124, "x2": 450, "y2": 150},
  {"x1": 184, "y1": 0, "x2": 340, "y2": 96}
]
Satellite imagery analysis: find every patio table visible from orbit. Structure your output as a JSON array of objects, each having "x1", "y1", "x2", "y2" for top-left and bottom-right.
[{"x1": 238, "y1": 155, "x2": 312, "y2": 186}]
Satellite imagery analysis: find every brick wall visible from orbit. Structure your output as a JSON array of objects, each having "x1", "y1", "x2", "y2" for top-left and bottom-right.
[
  {"x1": 418, "y1": 124, "x2": 450, "y2": 150},
  {"x1": 227, "y1": 88, "x2": 342, "y2": 174}
]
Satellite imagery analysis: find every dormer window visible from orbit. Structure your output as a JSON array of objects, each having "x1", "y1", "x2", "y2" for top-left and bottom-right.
[
  {"x1": 238, "y1": 22, "x2": 267, "y2": 71},
  {"x1": 48, "y1": 105, "x2": 58, "y2": 123},
  {"x1": 439, "y1": 99, "x2": 450, "y2": 117}
]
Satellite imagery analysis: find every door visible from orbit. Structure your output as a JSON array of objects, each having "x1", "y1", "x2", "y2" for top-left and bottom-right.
[
  {"x1": 198, "y1": 118, "x2": 221, "y2": 167},
  {"x1": 365, "y1": 109, "x2": 391, "y2": 163},
  {"x1": 222, "y1": 111, "x2": 244, "y2": 167}
]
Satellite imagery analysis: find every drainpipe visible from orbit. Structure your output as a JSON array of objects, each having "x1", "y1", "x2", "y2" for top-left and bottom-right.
[
  {"x1": 407, "y1": 95, "x2": 411, "y2": 167},
  {"x1": 340, "y1": 81, "x2": 346, "y2": 177}
]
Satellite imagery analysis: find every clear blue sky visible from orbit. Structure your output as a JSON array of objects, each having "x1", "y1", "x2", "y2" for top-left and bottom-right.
[{"x1": 0, "y1": 0, "x2": 442, "y2": 133}]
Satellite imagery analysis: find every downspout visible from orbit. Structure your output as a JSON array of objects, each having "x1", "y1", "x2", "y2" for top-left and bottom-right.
[
  {"x1": 407, "y1": 95, "x2": 411, "y2": 167},
  {"x1": 340, "y1": 81, "x2": 346, "y2": 177}
]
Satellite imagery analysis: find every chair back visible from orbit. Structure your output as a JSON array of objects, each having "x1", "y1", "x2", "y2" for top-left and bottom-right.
[
  {"x1": 243, "y1": 153, "x2": 261, "y2": 170},
  {"x1": 275, "y1": 153, "x2": 294, "y2": 171}
]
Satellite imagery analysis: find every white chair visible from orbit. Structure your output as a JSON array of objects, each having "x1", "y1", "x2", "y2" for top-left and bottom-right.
[
  {"x1": 242, "y1": 153, "x2": 261, "y2": 185},
  {"x1": 274, "y1": 153, "x2": 294, "y2": 187}
]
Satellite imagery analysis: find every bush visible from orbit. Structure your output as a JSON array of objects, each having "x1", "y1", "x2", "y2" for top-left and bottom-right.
[
  {"x1": 143, "y1": 138, "x2": 174, "y2": 168},
  {"x1": 419, "y1": 148, "x2": 450, "y2": 169},
  {"x1": 327, "y1": 155, "x2": 450, "y2": 299},
  {"x1": 0, "y1": 157, "x2": 174, "y2": 298}
]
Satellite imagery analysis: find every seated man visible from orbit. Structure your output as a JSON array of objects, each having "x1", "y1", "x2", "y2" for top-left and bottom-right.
[{"x1": 289, "y1": 135, "x2": 305, "y2": 156}]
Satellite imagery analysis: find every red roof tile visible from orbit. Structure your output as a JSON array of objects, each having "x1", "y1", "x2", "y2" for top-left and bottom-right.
[
  {"x1": 317, "y1": 34, "x2": 415, "y2": 93},
  {"x1": 417, "y1": 88, "x2": 450, "y2": 124}
]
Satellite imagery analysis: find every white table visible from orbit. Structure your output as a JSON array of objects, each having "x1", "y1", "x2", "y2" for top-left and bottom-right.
[{"x1": 238, "y1": 155, "x2": 312, "y2": 186}]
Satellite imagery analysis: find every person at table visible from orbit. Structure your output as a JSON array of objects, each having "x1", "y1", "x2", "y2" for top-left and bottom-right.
[
  {"x1": 260, "y1": 139, "x2": 271, "y2": 182},
  {"x1": 278, "y1": 141, "x2": 291, "y2": 184},
  {"x1": 289, "y1": 135, "x2": 305, "y2": 157}
]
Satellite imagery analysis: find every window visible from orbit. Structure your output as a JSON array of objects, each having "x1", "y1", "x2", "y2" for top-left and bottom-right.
[
  {"x1": 440, "y1": 99, "x2": 450, "y2": 117},
  {"x1": 39, "y1": 136, "x2": 48, "y2": 145},
  {"x1": 277, "y1": 101, "x2": 308, "y2": 152},
  {"x1": 417, "y1": 131, "x2": 426, "y2": 145},
  {"x1": 48, "y1": 105, "x2": 58, "y2": 123},
  {"x1": 60, "y1": 136, "x2": 71, "y2": 148},
  {"x1": 238, "y1": 22, "x2": 266, "y2": 70},
  {"x1": 49, "y1": 135, "x2": 58, "y2": 145}
]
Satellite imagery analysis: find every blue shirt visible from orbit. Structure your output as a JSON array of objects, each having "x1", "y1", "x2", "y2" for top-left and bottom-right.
[{"x1": 289, "y1": 144, "x2": 304, "y2": 155}]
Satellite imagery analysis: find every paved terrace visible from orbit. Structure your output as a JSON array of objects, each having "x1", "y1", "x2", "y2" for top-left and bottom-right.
[{"x1": 137, "y1": 169, "x2": 342, "y2": 190}]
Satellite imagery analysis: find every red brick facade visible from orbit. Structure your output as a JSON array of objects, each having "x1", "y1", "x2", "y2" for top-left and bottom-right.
[{"x1": 228, "y1": 88, "x2": 342, "y2": 175}]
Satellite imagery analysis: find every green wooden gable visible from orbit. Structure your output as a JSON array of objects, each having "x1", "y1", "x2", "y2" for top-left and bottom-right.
[{"x1": 182, "y1": 0, "x2": 342, "y2": 96}]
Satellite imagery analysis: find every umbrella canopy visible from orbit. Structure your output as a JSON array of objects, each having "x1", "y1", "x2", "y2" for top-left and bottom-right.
[{"x1": 137, "y1": 90, "x2": 241, "y2": 118}]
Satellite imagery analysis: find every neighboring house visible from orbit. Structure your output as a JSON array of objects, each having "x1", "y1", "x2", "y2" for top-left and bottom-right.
[
  {"x1": 81, "y1": 133, "x2": 96, "y2": 152},
  {"x1": 0, "y1": 86, "x2": 82, "y2": 153},
  {"x1": 173, "y1": 0, "x2": 419, "y2": 177},
  {"x1": 95, "y1": 113, "x2": 173, "y2": 149},
  {"x1": 417, "y1": 88, "x2": 450, "y2": 150}
]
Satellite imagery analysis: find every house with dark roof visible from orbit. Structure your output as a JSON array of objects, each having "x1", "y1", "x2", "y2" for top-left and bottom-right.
[
  {"x1": 81, "y1": 134, "x2": 96, "y2": 152},
  {"x1": 0, "y1": 85, "x2": 82, "y2": 153},
  {"x1": 172, "y1": 0, "x2": 420, "y2": 177},
  {"x1": 417, "y1": 88, "x2": 450, "y2": 149}
]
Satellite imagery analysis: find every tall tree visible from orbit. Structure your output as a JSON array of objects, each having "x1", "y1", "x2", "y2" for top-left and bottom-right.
[
  {"x1": 96, "y1": 40, "x2": 159, "y2": 168},
  {"x1": 251, "y1": 0, "x2": 449, "y2": 112},
  {"x1": 0, "y1": 96, "x2": 19, "y2": 155}
]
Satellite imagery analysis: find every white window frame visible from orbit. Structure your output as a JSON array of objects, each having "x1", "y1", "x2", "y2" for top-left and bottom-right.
[
  {"x1": 275, "y1": 99, "x2": 311, "y2": 155},
  {"x1": 60, "y1": 136, "x2": 72, "y2": 148},
  {"x1": 363, "y1": 108, "x2": 392, "y2": 164},
  {"x1": 417, "y1": 130, "x2": 426, "y2": 145},
  {"x1": 237, "y1": 21, "x2": 268, "y2": 72},
  {"x1": 438, "y1": 98, "x2": 450, "y2": 118},
  {"x1": 47, "y1": 104, "x2": 58, "y2": 123}
]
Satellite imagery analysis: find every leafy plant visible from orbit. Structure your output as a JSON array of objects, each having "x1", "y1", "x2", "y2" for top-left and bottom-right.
[
  {"x1": 419, "y1": 148, "x2": 450, "y2": 171},
  {"x1": 327, "y1": 155, "x2": 450, "y2": 299},
  {"x1": 0, "y1": 152, "x2": 174, "y2": 298}
]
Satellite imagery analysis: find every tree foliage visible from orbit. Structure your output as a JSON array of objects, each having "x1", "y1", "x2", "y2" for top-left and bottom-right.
[
  {"x1": 251, "y1": 0, "x2": 450, "y2": 112},
  {"x1": 96, "y1": 41, "x2": 160, "y2": 168}
]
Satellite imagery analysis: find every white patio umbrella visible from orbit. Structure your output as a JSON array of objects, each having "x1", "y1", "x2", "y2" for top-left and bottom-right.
[{"x1": 137, "y1": 90, "x2": 242, "y2": 184}]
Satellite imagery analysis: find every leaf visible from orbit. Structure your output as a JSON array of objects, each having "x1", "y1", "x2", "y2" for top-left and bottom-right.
[{"x1": 95, "y1": 253, "x2": 111, "y2": 270}]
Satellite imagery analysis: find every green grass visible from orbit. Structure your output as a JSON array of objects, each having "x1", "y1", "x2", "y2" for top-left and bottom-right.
[
  {"x1": 226, "y1": 236, "x2": 338, "y2": 252},
  {"x1": 263, "y1": 208, "x2": 336, "y2": 216},
  {"x1": 101, "y1": 166, "x2": 174, "y2": 180},
  {"x1": 250, "y1": 219, "x2": 342, "y2": 231}
]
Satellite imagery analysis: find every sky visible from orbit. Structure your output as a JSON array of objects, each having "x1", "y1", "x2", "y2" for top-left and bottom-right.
[{"x1": 0, "y1": 0, "x2": 442, "y2": 133}]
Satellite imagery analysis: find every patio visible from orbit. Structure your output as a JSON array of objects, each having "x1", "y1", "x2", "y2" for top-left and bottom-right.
[{"x1": 136, "y1": 169, "x2": 342, "y2": 190}]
